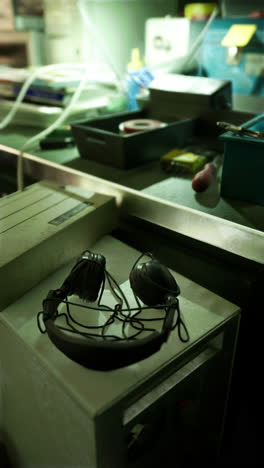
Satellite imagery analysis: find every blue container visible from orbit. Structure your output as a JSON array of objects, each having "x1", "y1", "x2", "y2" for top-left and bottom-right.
[
  {"x1": 220, "y1": 113, "x2": 264, "y2": 205},
  {"x1": 202, "y1": 18, "x2": 264, "y2": 96}
]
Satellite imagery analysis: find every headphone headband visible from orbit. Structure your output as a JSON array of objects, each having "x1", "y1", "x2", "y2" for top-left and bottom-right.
[{"x1": 38, "y1": 251, "x2": 189, "y2": 371}]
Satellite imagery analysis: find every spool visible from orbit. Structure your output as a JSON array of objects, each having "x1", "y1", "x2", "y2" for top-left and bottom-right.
[{"x1": 119, "y1": 118, "x2": 165, "y2": 134}]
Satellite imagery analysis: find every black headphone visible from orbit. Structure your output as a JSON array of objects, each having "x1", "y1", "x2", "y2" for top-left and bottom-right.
[{"x1": 38, "y1": 250, "x2": 189, "y2": 371}]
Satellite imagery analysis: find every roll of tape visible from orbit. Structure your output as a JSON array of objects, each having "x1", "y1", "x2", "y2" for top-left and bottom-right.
[{"x1": 119, "y1": 118, "x2": 165, "y2": 134}]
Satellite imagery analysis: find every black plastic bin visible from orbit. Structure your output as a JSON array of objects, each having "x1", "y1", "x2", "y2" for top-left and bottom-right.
[{"x1": 71, "y1": 109, "x2": 195, "y2": 169}]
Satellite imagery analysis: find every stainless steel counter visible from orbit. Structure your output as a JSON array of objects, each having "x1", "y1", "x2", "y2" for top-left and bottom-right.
[{"x1": 1, "y1": 140, "x2": 264, "y2": 268}]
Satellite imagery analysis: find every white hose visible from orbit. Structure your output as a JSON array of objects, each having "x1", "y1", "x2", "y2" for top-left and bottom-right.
[
  {"x1": 77, "y1": 0, "x2": 125, "y2": 92},
  {"x1": 2, "y1": 1, "x2": 218, "y2": 191},
  {"x1": 1, "y1": 0, "x2": 127, "y2": 191},
  {"x1": 180, "y1": 7, "x2": 219, "y2": 71},
  {"x1": 1, "y1": 62, "x2": 91, "y2": 191}
]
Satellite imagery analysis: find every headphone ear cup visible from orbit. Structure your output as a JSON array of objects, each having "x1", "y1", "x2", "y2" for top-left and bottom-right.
[
  {"x1": 129, "y1": 260, "x2": 180, "y2": 306},
  {"x1": 66, "y1": 251, "x2": 106, "y2": 302}
]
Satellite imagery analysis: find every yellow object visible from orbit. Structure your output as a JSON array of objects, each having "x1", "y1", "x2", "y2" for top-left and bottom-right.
[
  {"x1": 161, "y1": 150, "x2": 207, "y2": 173},
  {"x1": 127, "y1": 48, "x2": 143, "y2": 71},
  {"x1": 221, "y1": 24, "x2": 257, "y2": 47},
  {"x1": 184, "y1": 3, "x2": 217, "y2": 19},
  {"x1": 161, "y1": 149, "x2": 185, "y2": 161}
]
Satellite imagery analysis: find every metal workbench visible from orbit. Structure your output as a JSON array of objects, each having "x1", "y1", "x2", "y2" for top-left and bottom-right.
[
  {"x1": 0, "y1": 124, "x2": 264, "y2": 253},
  {"x1": 0, "y1": 120, "x2": 264, "y2": 233}
]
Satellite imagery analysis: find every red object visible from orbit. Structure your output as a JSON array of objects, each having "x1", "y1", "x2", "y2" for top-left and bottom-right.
[
  {"x1": 189, "y1": 14, "x2": 212, "y2": 20},
  {"x1": 192, "y1": 162, "x2": 217, "y2": 192},
  {"x1": 249, "y1": 10, "x2": 264, "y2": 18},
  {"x1": 177, "y1": 399, "x2": 193, "y2": 408}
]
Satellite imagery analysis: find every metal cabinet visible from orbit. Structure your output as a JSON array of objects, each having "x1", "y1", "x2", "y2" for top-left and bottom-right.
[{"x1": 0, "y1": 233, "x2": 240, "y2": 467}]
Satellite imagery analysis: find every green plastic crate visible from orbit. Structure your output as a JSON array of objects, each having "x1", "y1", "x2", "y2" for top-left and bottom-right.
[{"x1": 220, "y1": 113, "x2": 264, "y2": 206}]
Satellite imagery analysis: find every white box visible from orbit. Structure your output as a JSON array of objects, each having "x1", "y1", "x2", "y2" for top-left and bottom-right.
[
  {"x1": 145, "y1": 17, "x2": 205, "y2": 72},
  {"x1": 0, "y1": 181, "x2": 117, "y2": 311},
  {"x1": 0, "y1": 235, "x2": 240, "y2": 467}
]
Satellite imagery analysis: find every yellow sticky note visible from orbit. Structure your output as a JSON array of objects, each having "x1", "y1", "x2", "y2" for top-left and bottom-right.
[
  {"x1": 171, "y1": 153, "x2": 198, "y2": 163},
  {"x1": 221, "y1": 24, "x2": 257, "y2": 47}
]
